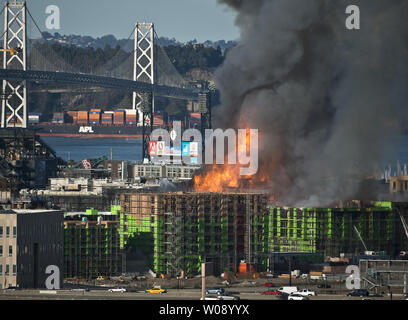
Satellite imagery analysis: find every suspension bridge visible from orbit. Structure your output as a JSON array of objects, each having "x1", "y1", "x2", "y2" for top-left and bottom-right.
[{"x1": 0, "y1": 0, "x2": 209, "y2": 135}]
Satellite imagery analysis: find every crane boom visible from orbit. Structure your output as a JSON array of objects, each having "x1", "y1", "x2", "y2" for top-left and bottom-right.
[
  {"x1": 353, "y1": 225, "x2": 368, "y2": 251},
  {"x1": 398, "y1": 209, "x2": 408, "y2": 241}
]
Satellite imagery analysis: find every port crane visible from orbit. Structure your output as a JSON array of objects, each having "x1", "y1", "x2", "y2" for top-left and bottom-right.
[{"x1": 0, "y1": 47, "x2": 22, "y2": 56}]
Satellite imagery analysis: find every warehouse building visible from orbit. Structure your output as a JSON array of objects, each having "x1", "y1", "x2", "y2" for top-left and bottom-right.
[{"x1": 0, "y1": 209, "x2": 64, "y2": 289}]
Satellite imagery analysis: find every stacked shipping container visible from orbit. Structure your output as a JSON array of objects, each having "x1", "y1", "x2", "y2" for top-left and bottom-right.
[
  {"x1": 77, "y1": 111, "x2": 88, "y2": 125},
  {"x1": 28, "y1": 113, "x2": 41, "y2": 124},
  {"x1": 101, "y1": 112, "x2": 113, "y2": 125},
  {"x1": 125, "y1": 109, "x2": 137, "y2": 125},
  {"x1": 89, "y1": 109, "x2": 101, "y2": 125},
  {"x1": 52, "y1": 112, "x2": 64, "y2": 124},
  {"x1": 29, "y1": 109, "x2": 173, "y2": 127},
  {"x1": 189, "y1": 112, "x2": 201, "y2": 128},
  {"x1": 113, "y1": 111, "x2": 125, "y2": 125}
]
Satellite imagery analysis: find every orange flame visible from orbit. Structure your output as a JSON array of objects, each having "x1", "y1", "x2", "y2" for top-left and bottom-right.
[{"x1": 194, "y1": 127, "x2": 271, "y2": 193}]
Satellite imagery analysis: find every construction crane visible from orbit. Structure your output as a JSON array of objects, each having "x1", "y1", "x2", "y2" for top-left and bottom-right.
[
  {"x1": 397, "y1": 209, "x2": 408, "y2": 257},
  {"x1": 398, "y1": 209, "x2": 408, "y2": 241},
  {"x1": 353, "y1": 225, "x2": 369, "y2": 252},
  {"x1": 0, "y1": 47, "x2": 22, "y2": 56}
]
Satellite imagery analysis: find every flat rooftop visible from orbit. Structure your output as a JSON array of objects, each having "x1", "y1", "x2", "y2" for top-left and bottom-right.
[{"x1": 0, "y1": 209, "x2": 62, "y2": 214}]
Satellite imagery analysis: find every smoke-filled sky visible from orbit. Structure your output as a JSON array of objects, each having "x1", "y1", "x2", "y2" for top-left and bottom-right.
[{"x1": 214, "y1": 0, "x2": 408, "y2": 206}]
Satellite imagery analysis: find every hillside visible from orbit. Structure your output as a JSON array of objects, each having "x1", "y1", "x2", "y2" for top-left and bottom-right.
[{"x1": 29, "y1": 39, "x2": 228, "y2": 120}]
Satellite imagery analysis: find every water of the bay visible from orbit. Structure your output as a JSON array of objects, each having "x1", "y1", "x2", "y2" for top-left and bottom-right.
[{"x1": 41, "y1": 137, "x2": 143, "y2": 162}]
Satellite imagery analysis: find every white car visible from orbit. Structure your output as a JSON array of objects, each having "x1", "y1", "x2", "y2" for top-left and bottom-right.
[
  {"x1": 288, "y1": 294, "x2": 309, "y2": 300},
  {"x1": 295, "y1": 289, "x2": 316, "y2": 296},
  {"x1": 217, "y1": 294, "x2": 240, "y2": 300},
  {"x1": 200, "y1": 296, "x2": 218, "y2": 300},
  {"x1": 108, "y1": 288, "x2": 127, "y2": 293}
]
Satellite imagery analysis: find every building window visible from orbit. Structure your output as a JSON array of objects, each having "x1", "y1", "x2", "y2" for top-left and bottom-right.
[
  {"x1": 12, "y1": 265, "x2": 16, "y2": 276},
  {"x1": 6, "y1": 226, "x2": 9, "y2": 238},
  {"x1": 0, "y1": 245, "x2": 2, "y2": 257},
  {"x1": 5, "y1": 265, "x2": 9, "y2": 276},
  {"x1": 0, "y1": 226, "x2": 3, "y2": 238},
  {"x1": 12, "y1": 226, "x2": 16, "y2": 238},
  {"x1": 0, "y1": 265, "x2": 2, "y2": 276},
  {"x1": 9, "y1": 245, "x2": 12, "y2": 257}
]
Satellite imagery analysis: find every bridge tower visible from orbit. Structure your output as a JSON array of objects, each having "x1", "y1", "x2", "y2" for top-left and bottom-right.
[
  {"x1": 1, "y1": 0, "x2": 27, "y2": 128},
  {"x1": 133, "y1": 22, "x2": 156, "y2": 159},
  {"x1": 133, "y1": 22, "x2": 154, "y2": 125},
  {"x1": 133, "y1": 22, "x2": 155, "y2": 160}
]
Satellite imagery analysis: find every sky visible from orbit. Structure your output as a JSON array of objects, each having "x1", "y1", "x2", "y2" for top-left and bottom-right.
[{"x1": 25, "y1": 0, "x2": 240, "y2": 42}]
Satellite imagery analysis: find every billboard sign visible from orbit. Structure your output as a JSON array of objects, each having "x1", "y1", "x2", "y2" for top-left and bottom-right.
[
  {"x1": 181, "y1": 142, "x2": 190, "y2": 157},
  {"x1": 157, "y1": 141, "x2": 165, "y2": 156},
  {"x1": 149, "y1": 141, "x2": 157, "y2": 156},
  {"x1": 190, "y1": 142, "x2": 199, "y2": 157}
]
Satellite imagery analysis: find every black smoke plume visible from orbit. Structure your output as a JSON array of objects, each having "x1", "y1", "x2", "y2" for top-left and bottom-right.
[{"x1": 214, "y1": 0, "x2": 408, "y2": 206}]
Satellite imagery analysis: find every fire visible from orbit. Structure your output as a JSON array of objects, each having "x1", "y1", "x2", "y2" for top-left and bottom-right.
[
  {"x1": 194, "y1": 127, "x2": 271, "y2": 192},
  {"x1": 194, "y1": 164, "x2": 241, "y2": 192}
]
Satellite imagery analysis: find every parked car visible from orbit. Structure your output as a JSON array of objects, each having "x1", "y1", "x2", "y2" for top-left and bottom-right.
[
  {"x1": 317, "y1": 284, "x2": 331, "y2": 289},
  {"x1": 288, "y1": 293, "x2": 309, "y2": 300},
  {"x1": 145, "y1": 288, "x2": 167, "y2": 294},
  {"x1": 261, "y1": 290, "x2": 282, "y2": 295},
  {"x1": 217, "y1": 294, "x2": 240, "y2": 300},
  {"x1": 108, "y1": 288, "x2": 127, "y2": 293},
  {"x1": 201, "y1": 296, "x2": 218, "y2": 300},
  {"x1": 278, "y1": 286, "x2": 298, "y2": 295},
  {"x1": 206, "y1": 288, "x2": 225, "y2": 295},
  {"x1": 347, "y1": 289, "x2": 369, "y2": 297},
  {"x1": 295, "y1": 289, "x2": 317, "y2": 296},
  {"x1": 264, "y1": 282, "x2": 274, "y2": 287},
  {"x1": 70, "y1": 288, "x2": 90, "y2": 292}
]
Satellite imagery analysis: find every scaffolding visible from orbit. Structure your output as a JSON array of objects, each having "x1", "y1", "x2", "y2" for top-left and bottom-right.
[
  {"x1": 120, "y1": 192, "x2": 267, "y2": 277},
  {"x1": 266, "y1": 202, "x2": 408, "y2": 257},
  {"x1": 64, "y1": 207, "x2": 121, "y2": 279}
]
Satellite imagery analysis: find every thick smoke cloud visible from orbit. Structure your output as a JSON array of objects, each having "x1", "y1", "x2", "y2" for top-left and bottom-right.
[{"x1": 215, "y1": 0, "x2": 408, "y2": 206}]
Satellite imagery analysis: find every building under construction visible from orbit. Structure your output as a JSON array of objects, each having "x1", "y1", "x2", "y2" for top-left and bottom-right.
[
  {"x1": 265, "y1": 202, "x2": 408, "y2": 260},
  {"x1": 63, "y1": 207, "x2": 122, "y2": 279},
  {"x1": 120, "y1": 192, "x2": 267, "y2": 277},
  {"x1": 119, "y1": 194, "x2": 408, "y2": 277}
]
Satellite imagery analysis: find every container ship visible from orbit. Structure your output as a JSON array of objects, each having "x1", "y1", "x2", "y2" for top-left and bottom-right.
[{"x1": 28, "y1": 109, "x2": 199, "y2": 139}]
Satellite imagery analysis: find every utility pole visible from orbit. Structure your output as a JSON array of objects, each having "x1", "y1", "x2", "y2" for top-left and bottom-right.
[
  {"x1": 201, "y1": 262, "x2": 206, "y2": 301},
  {"x1": 289, "y1": 255, "x2": 292, "y2": 287}
]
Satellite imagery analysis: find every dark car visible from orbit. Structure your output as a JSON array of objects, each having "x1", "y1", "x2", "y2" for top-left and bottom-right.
[
  {"x1": 347, "y1": 289, "x2": 369, "y2": 297},
  {"x1": 317, "y1": 284, "x2": 331, "y2": 289}
]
